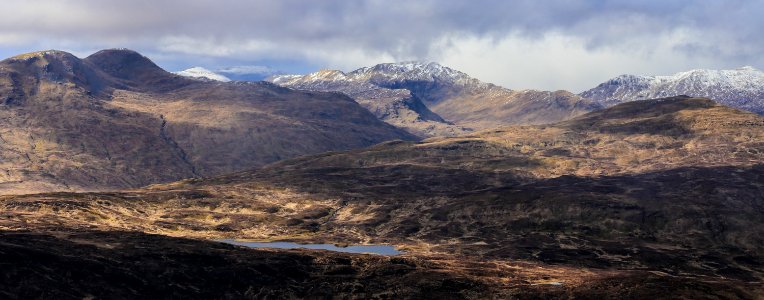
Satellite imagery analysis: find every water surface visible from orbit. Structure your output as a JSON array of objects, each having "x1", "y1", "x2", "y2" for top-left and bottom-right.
[{"x1": 218, "y1": 240, "x2": 403, "y2": 255}]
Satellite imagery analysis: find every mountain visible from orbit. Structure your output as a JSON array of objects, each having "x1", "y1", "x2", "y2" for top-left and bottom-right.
[
  {"x1": 269, "y1": 62, "x2": 602, "y2": 136},
  {"x1": 174, "y1": 67, "x2": 231, "y2": 82},
  {"x1": 270, "y1": 68, "x2": 471, "y2": 137},
  {"x1": 5, "y1": 96, "x2": 763, "y2": 297},
  {"x1": 0, "y1": 49, "x2": 415, "y2": 194},
  {"x1": 581, "y1": 66, "x2": 764, "y2": 114}
]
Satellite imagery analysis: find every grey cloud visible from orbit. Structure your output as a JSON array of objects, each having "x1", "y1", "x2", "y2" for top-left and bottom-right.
[
  {"x1": 1, "y1": 1, "x2": 760, "y2": 54},
  {"x1": 1, "y1": 0, "x2": 762, "y2": 89}
]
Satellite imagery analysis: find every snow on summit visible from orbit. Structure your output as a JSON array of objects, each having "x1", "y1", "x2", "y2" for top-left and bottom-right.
[
  {"x1": 581, "y1": 66, "x2": 764, "y2": 114},
  {"x1": 269, "y1": 61, "x2": 492, "y2": 91}
]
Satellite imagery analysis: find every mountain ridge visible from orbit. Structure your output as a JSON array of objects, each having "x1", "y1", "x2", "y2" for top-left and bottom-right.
[
  {"x1": 581, "y1": 66, "x2": 764, "y2": 114},
  {"x1": 269, "y1": 61, "x2": 602, "y2": 136}
]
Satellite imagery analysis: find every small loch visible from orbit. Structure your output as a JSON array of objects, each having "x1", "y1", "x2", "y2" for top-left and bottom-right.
[{"x1": 218, "y1": 240, "x2": 403, "y2": 255}]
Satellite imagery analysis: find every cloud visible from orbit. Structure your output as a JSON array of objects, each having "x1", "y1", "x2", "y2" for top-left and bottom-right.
[
  {"x1": 435, "y1": 29, "x2": 737, "y2": 92},
  {"x1": 1, "y1": 0, "x2": 762, "y2": 90},
  {"x1": 217, "y1": 66, "x2": 275, "y2": 75}
]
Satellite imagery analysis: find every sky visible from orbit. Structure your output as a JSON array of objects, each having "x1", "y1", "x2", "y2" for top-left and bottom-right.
[{"x1": 1, "y1": 0, "x2": 763, "y2": 92}]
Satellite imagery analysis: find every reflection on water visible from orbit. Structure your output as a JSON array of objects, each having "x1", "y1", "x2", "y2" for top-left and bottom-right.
[{"x1": 218, "y1": 240, "x2": 403, "y2": 255}]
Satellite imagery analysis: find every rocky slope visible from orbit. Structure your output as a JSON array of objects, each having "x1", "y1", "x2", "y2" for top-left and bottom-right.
[
  {"x1": 3, "y1": 97, "x2": 762, "y2": 298},
  {"x1": 581, "y1": 66, "x2": 764, "y2": 114},
  {"x1": 270, "y1": 62, "x2": 602, "y2": 136},
  {"x1": 0, "y1": 49, "x2": 415, "y2": 194}
]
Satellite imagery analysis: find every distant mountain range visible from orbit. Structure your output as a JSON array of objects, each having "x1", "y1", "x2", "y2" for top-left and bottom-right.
[
  {"x1": 267, "y1": 62, "x2": 600, "y2": 137},
  {"x1": 581, "y1": 66, "x2": 764, "y2": 114},
  {"x1": 177, "y1": 62, "x2": 764, "y2": 123},
  {"x1": 265, "y1": 63, "x2": 764, "y2": 136}
]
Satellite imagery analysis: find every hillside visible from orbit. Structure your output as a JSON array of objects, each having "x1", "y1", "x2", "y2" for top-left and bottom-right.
[
  {"x1": 270, "y1": 62, "x2": 602, "y2": 136},
  {"x1": 155, "y1": 97, "x2": 764, "y2": 283},
  {"x1": 581, "y1": 66, "x2": 764, "y2": 114},
  {"x1": 0, "y1": 49, "x2": 415, "y2": 194},
  {"x1": 257, "y1": 96, "x2": 764, "y2": 178}
]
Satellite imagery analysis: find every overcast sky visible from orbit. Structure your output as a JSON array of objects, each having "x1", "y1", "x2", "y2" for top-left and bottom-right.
[{"x1": 1, "y1": 0, "x2": 762, "y2": 92}]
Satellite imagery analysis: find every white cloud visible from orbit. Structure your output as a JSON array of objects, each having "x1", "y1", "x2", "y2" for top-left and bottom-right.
[
  {"x1": 0, "y1": 33, "x2": 30, "y2": 45},
  {"x1": 434, "y1": 29, "x2": 759, "y2": 92},
  {"x1": 157, "y1": 36, "x2": 278, "y2": 57},
  {"x1": 217, "y1": 66, "x2": 274, "y2": 75},
  {"x1": 155, "y1": 35, "x2": 397, "y2": 72}
]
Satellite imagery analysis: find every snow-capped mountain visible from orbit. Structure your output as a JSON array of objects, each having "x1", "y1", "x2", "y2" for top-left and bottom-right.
[
  {"x1": 351, "y1": 62, "x2": 491, "y2": 92},
  {"x1": 174, "y1": 67, "x2": 231, "y2": 82},
  {"x1": 581, "y1": 66, "x2": 764, "y2": 114},
  {"x1": 271, "y1": 68, "x2": 470, "y2": 137},
  {"x1": 269, "y1": 62, "x2": 600, "y2": 135},
  {"x1": 271, "y1": 62, "x2": 496, "y2": 103}
]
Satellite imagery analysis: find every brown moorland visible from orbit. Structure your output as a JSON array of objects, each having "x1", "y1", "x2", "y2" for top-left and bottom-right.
[{"x1": 2, "y1": 96, "x2": 762, "y2": 298}]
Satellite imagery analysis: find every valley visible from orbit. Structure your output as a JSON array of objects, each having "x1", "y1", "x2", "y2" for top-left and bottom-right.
[{"x1": 1, "y1": 91, "x2": 762, "y2": 298}]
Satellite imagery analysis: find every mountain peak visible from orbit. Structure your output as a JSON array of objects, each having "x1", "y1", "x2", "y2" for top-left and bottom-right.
[
  {"x1": 92, "y1": 48, "x2": 141, "y2": 55},
  {"x1": 355, "y1": 61, "x2": 463, "y2": 79},
  {"x1": 85, "y1": 48, "x2": 162, "y2": 74},
  {"x1": 342, "y1": 61, "x2": 496, "y2": 96},
  {"x1": 372, "y1": 61, "x2": 443, "y2": 70},
  {"x1": 84, "y1": 48, "x2": 190, "y2": 91}
]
